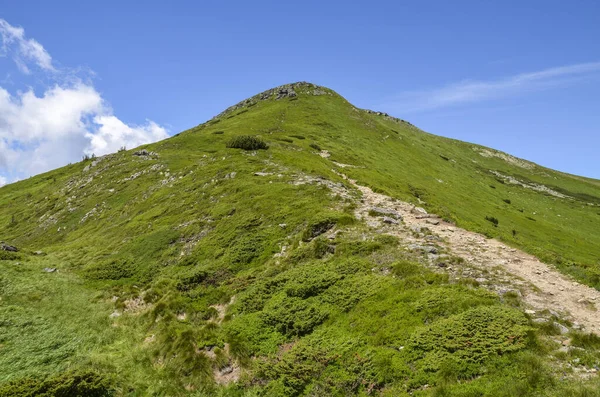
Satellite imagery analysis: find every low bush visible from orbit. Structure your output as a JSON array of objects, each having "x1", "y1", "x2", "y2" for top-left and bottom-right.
[
  {"x1": 226, "y1": 135, "x2": 268, "y2": 150},
  {"x1": 485, "y1": 216, "x2": 499, "y2": 227},
  {"x1": 0, "y1": 370, "x2": 113, "y2": 397}
]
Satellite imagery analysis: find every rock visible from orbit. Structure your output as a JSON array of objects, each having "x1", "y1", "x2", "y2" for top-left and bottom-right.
[
  {"x1": 369, "y1": 206, "x2": 402, "y2": 220},
  {"x1": 475, "y1": 277, "x2": 488, "y2": 284},
  {"x1": 558, "y1": 346, "x2": 570, "y2": 353},
  {"x1": 425, "y1": 219, "x2": 440, "y2": 225},
  {"x1": 554, "y1": 322, "x2": 570, "y2": 335},
  {"x1": 0, "y1": 242, "x2": 18, "y2": 252},
  {"x1": 562, "y1": 338, "x2": 572, "y2": 346},
  {"x1": 412, "y1": 207, "x2": 427, "y2": 215},
  {"x1": 409, "y1": 244, "x2": 438, "y2": 254},
  {"x1": 225, "y1": 172, "x2": 237, "y2": 179},
  {"x1": 278, "y1": 223, "x2": 287, "y2": 229},
  {"x1": 436, "y1": 262, "x2": 447, "y2": 268},
  {"x1": 220, "y1": 365, "x2": 234, "y2": 375},
  {"x1": 382, "y1": 216, "x2": 398, "y2": 224},
  {"x1": 524, "y1": 310, "x2": 536, "y2": 315},
  {"x1": 133, "y1": 149, "x2": 150, "y2": 156},
  {"x1": 254, "y1": 172, "x2": 272, "y2": 177},
  {"x1": 33, "y1": 250, "x2": 45, "y2": 255},
  {"x1": 532, "y1": 318, "x2": 548, "y2": 324},
  {"x1": 109, "y1": 311, "x2": 121, "y2": 319},
  {"x1": 577, "y1": 298, "x2": 591, "y2": 305},
  {"x1": 43, "y1": 267, "x2": 57, "y2": 273}
]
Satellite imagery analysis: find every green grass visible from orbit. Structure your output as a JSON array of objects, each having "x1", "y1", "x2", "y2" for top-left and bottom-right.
[{"x1": 1, "y1": 82, "x2": 600, "y2": 395}]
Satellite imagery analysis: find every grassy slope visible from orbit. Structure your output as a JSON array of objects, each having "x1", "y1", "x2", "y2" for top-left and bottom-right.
[{"x1": 0, "y1": 82, "x2": 599, "y2": 395}]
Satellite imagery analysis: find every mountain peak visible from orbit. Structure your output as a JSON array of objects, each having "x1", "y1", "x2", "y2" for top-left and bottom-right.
[{"x1": 213, "y1": 81, "x2": 336, "y2": 119}]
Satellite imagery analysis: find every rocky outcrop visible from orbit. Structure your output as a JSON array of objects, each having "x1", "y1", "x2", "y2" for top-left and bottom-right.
[
  {"x1": 0, "y1": 242, "x2": 18, "y2": 252},
  {"x1": 363, "y1": 109, "x2": 416, "y2": 127},
  {"x1": 212, "y1": 82, "x2": 332, "y2": 120}
]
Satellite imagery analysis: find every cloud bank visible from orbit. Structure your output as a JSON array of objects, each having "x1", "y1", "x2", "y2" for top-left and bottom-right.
[
  {"x1": 382, "y1": 62, "x2": 600, "y2": 113},
  {"x1": 0, "y1": 19, "x2": 168, "y2": 186}
]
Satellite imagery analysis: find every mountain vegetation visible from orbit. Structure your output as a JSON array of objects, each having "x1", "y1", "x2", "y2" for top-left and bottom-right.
[{"x1": 1, "y1": 82, "x2": 599, "y2": 396}]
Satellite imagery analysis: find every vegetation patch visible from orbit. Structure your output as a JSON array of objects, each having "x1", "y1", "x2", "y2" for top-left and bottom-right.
[{"x1": 226, "y1": 135, "x2": 268, "y2": 150}]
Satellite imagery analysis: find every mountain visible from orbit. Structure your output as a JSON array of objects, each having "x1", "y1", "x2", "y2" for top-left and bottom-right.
[{"x1": 1, "y1": 82, "x2": 600, "y2": 396}]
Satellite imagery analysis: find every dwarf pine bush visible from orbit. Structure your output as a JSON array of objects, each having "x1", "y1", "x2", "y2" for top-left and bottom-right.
[{"x1": 226, "y1": 135, "x2": 268, "y2": 150}]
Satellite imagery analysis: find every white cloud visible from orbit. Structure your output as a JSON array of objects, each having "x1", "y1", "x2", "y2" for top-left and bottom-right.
[
  {"x1": 0, "y1": 19, "x2": 54, "y2": 73},
  {"x1": 0, "y1": 84, "x2": 168, "y2": 182},
  {"x1": 88, "y1": 116, "x2": 168, "y2": 155},
  {"x1": 383, "y1": 62, "x2": 600, "y2": 113},
  {"x1": 0, "y1": 19, "x2": 169, "y2": 186}
]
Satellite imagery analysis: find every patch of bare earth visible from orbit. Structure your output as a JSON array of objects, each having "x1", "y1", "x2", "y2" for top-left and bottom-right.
[{"x1": 344, "y1": 175, "x2": 600, "y2": 335}]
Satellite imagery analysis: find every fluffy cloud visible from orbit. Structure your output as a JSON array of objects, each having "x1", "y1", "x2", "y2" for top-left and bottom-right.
[
  {"x1": 0, "y1": 19, "x2": 169, "y2": 185},
  {"x1": 88, "y1": 116, "x2": 168, "y2": 156},
  {"x1": 0, "y1": 84, "x2": 168, "y2": 181},
  {"x1": 0, "y1": 19, "x2": 54, "y2": 73}
]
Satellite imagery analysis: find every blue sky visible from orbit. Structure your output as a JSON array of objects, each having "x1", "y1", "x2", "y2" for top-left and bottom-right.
[{"x1": 1, "y1": 0, "x2": 599, "y2": 184}]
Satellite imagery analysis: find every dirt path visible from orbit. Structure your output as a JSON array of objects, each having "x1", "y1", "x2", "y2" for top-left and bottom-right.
[{"x1": 346, "y1": 177, "x2": 600, "y2": 334}]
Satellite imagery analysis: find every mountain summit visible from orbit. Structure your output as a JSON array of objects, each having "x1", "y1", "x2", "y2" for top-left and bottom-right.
[{"x1": 1, "y1": 83, "x2": 600, "y2": 395}]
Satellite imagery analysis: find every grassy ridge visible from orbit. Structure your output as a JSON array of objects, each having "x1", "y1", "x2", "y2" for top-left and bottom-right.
[{"x1": 1, "y1": 82, "x2": 599, "y2": 395}]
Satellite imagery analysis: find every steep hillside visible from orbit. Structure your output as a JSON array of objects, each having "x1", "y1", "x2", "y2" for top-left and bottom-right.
[{"x1": 1, "y1": 82, "x2": 600, "y2": 396}]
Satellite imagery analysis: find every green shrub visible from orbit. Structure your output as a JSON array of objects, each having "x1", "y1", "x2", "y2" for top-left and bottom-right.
[
  {"x1": 261, "y1": 295, "x2": 328, "y2": 337},
  {"x1": 84, "y1": 257, "x2": 136, "y2": 280},
  {"x1": 0, "y1": 370, "x2": 113, "y2": 397},
  {"x1": 309, "y1": 143, "x2": 322, "y2": 151},
  {"x1": 212, "y1": 130, "x2": 224, "y2": 135},
  {"x1": 176, "y1": 269, "x2": 208, "y2": 291},
  {"x1": 485, "y1": 216, "x2": 499, "y2": 227},
  {"x1": 302, "y1": 219, "x2": 336, "y2": 241},
  {"x1": 226, "y1": 135, "x2": 268, "y2": 150},
  {"x1": 0, "y1": 250, "x2": 20, "y2": 261}
]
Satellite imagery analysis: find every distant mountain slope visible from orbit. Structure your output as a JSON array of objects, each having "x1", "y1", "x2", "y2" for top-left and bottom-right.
[{"x1": 1, "y1": 82, "x2": 599, "y2": 396}]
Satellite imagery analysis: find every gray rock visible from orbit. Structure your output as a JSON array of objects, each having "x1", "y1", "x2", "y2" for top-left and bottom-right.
[
  {"x1": 133, "y1": 149, "x2": 150, "y2": 156},
  {"x1": 409, "y1": 244, "x2": 438, "y2": 254},
  {"x1": 532, "y1": 318, "x2": 548, "y2": 324},
  {"x1": 0, "y1": 242, "x2": 18, "y2": 252},
  {"x1": 382, "y1": 216, "x2": 398, "y2": 224},
  {"x1": 33, "y1": 250, "x2": 45, "y2": 255},
  {"x1": 370, "y1": 206, "x2": 402, "y2": 220},
  {"x1": 412, "y1": 207, "x2": 428, "y2": 215},
  {"x1": 426, "y1": 219, "x2": 440, "y2": 225},
  {"x1": 43, "y1": 267, "x2": 57, "y2": 273},
  {"x1": 554, "y1": 322, "x2": 570, "y2": 335},
  {"x1": 475, "y1": 277, "x2": 488, "y2": 284}
]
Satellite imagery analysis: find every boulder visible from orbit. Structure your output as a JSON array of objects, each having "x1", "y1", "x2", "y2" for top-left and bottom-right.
[
  {"x1": 554, "y1": 322, "x2": 570, "y2": 335},
  {"x1": 370, "y1": 207, "x2": 402, "y2": 220},
  {"x1": 411, "y1": 207, "x2": 428, "y2": 215},
  {"x1": 43, "y1": 267, "x2": 57, "y2": 273},
  {"x1": 382, "y1": 216, "x2": 399, "y2": 225},
  {"x1": 0, "y1": 242, "x2": 18, "y2": 252}
]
